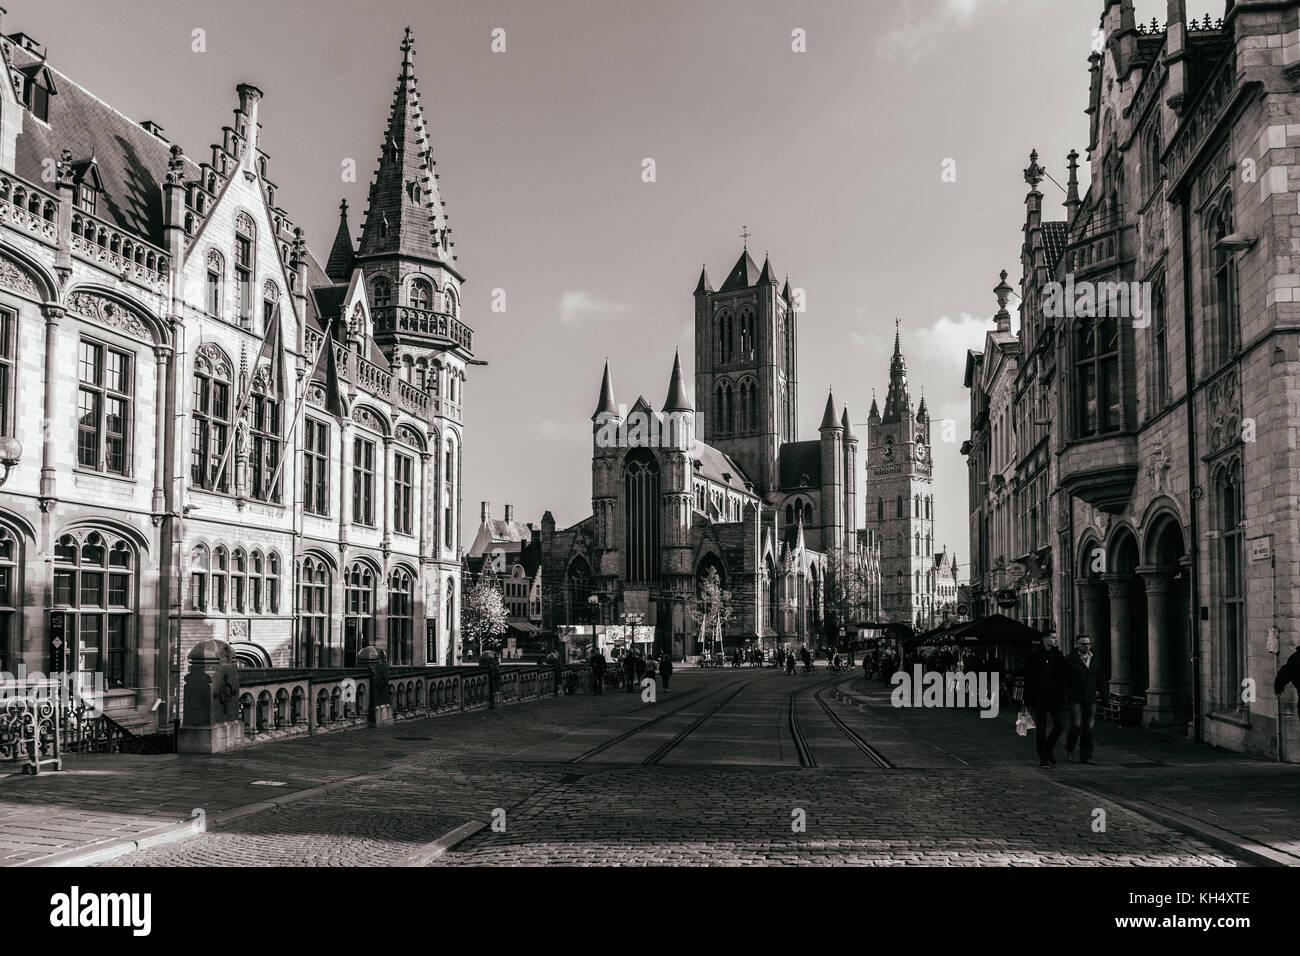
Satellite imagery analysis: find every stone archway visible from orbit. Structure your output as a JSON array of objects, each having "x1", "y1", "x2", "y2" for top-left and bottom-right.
[
  {"x1": 1140, "y1": 514, "x2": 1191, "y2": 728},
  {"x1": 1104, "y1": 527, "x2": 1146, "y2": 700}
]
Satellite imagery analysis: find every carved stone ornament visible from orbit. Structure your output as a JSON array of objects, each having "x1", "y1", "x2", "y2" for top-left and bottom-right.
[
  {"x1": 235, "y1": 212, "x2": 255, "y2": 236},
  {"x1": 396, "y1": 426, "x2": 422, "y2": 450},
  {"x1": 195, "y1": 342, "x2": 233, "y2": 379},
  {"x1": 0, "y1": 252, "x2": 42, "y2": 299},
  {"x1": 306, "y1": 383, "x2": 327, "y2": 407},
  {"x1": 206, "y1": 248, "x2": 224, "y2": 270},
  {"x1": 66, "y1": 291, "x2": 152, "y2": 341},
  {"x1": 1206, "y1": 368, "x2": 1241, "y2": 454},
  {"x1": 353, "y1": 406, "x2": 381, "y2": 432}
]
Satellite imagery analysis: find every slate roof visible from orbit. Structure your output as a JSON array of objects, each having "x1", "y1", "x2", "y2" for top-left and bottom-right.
[
  {"x1": 777, "y1": 440, "x2": 822, "y2": 491},
  {"x1": 9, "y1": 45, "x2": 202, "y2": 246},
  {"x1": 690, "y1": 440, "x2": 753, "y2": 491},
  {"x1": 718, "y1": 249, "x2": 762, "y2": 292},
  {"x1": 1041, "y1": 221, "x2": 1067, "y2": 269}
]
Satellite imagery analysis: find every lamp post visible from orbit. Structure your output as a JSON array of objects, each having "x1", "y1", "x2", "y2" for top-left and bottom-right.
[{"x1": 0, "y1": 436, "x2": 21, "y2": 486}]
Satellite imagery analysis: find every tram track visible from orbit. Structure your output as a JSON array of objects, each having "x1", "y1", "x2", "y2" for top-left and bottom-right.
[
  {"x1": 787, "y1": 675, "x2": 893, "y2": 769},
  {"x1": 570, "y1": 671, "x2": 765, "y2": 764},
  {"x1": 639, "y1": 673, "x2": 769, "y2": 765}
]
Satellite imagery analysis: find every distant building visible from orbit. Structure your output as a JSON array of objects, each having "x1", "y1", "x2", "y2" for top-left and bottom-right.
[{"x1": 466, "y1": 502, "x2": 543, "y2": 649}]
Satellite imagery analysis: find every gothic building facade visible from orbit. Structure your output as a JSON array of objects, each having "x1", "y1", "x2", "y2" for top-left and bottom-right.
[
  {"x1": 539, "y1": 248, "x2": 880, "y2": 656},
  {"x1": 0, "y1": 21, "x2": 471, "y2": 733},
  {"x1": 966, "y1": 0, "x2": 1300, "y2": 759}
]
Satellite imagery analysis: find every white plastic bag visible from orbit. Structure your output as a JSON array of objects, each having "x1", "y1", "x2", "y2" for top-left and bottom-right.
[{"x1": 1015, "y1": 708, "x2": 1036, "y2": 737}]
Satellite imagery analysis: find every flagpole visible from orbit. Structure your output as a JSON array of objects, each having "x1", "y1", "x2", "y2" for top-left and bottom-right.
[
  {"x1": 263, "y1": 318, "x2": 332, "y2": 499},
  {"x1": 209, "y1": 302, "x2": 282, "y2": 489}
]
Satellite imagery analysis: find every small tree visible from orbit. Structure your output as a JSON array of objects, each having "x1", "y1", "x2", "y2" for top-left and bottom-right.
[
  {"x1": 461, "y1": 572, "x2": 509, "y2": 657},
  {"x1": 822, "y1": 545, "x2": 872, "y2": 644},
  {"x1": 689, "y1": 567, "x2": 733, "y2": 657}
]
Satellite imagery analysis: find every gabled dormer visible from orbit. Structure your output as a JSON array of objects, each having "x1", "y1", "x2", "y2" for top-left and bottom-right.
[
  {"x1": 18, "y1": 59, "x2": 55, "y2": 123},
  {"x1": 70, "y1": 156, "x2": 102, "y2": 215}
]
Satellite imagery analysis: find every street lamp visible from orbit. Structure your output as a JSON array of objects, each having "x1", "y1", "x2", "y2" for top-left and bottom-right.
[{"x1": 0, "y1": 436, "x2": 21, "y2": 486}]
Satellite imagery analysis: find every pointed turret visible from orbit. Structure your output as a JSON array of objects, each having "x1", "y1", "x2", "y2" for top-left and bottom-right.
[
  {"x1": 868, "y1": 390, "x2": 880, "y2": 422},
  {"x1": 917, "y1": 391, "x2": 928, "y2": 421},
  {"x1": 841, "y1": 406, "x2": 857, "y2": 442},
  {"x1": 325, "y1": 199, "x2": 357, "y2": 283},
  {"x1": 881, "y1": 319, "x2": 911, "y2": 424},
  {"x1": 719, "y1": 248, "x2": 762, "y2": 292},
  {"x1": 694, "y1": 263, "x2": 713, "y2": 295},
  {"x1": 781, "y1": 277, "x2": 792, "y2": 303},
  {"x1": 592, "y1": 361, "x2": 618, "y2": 421},
  {"x1": 819, "y1": 390, "x2": 841, "y2": 431},
  {"x1": 758, "y1": 253, "x2": 778, "y2": 285},
  {"x1": 663, "y1": 350, "x2": 692, "y2": 412},
  {"x1": 358, "y1": 27, "x2": 453, "y2": 266}
]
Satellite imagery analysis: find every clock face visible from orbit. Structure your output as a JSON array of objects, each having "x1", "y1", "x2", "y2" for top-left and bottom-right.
[
  {"x1": 916, "y1": 444, "x2": 927, "y2": 461},
  {"x1": 883, "y1": 444, "x2": 895, "y2": 463}
]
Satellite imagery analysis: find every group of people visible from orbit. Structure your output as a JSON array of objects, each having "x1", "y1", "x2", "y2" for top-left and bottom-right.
[
  {"x1": 774, "y1": 645, "x2": 815, "y2": 675},
  {"x1": 585, "y1": 647, "x2": 674, "y2": 695},
  {"x1": 1022, "y1": 631, "x2": 1110, "y2": 767}
]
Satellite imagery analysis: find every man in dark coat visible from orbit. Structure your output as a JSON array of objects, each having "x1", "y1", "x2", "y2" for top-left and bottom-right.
[
  {"x1": 1274, "y1": 645, "x2": 1300, "y2": 699},
  {"x1": 623, "y1": 650, "x2": 637, "y2": 692},
  {"x1": 1024, "y1": 632, "x2": 1067, "y2": 768},
  {"x1": 659, "y1": 652, "x2": 674, "y2": 693},
  {"x1": 589, "y1": 649, "x2": 606, "y2": 695},
  {"x1": 1064, "y1": 634, "x2": 1110, "y2": 764}
]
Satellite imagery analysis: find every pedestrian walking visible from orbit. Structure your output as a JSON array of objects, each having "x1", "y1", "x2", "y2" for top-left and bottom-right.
[
  {"x1": 623, "y1": 650, "x2": 637, "y2": 692},
  {"x1": 659, "y1": 652, "x2": 673, "y2": 693},
  {"x1": 589, "y1": 649, "x2": 606, "y2": 695},
  {"x1": 545, "y1": 649, "x2": 561, "y2": 697},
  {"x1": 800, "y1": 645, "x2": 812, "y2": 674},
  {"x1": 1064, "y1": 634, "x2": 1109, "y2": 764},
  {"x1": 1024, "y1": 632, "x2": 1066, "y2": 768},
  {"x1": 785, "y1": 652, "x2": 796, "y2": 675},
  {"x1": 1274, "y1": 643, "x2": 1300, "y2": 700}
]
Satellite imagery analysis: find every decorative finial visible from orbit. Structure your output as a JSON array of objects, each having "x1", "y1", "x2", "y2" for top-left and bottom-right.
[
  {"x1": 340, "y1": 198, "x2": 348, "y2": 215},
  {"x1": 740, "y1": 225, "x2": 750, "y2": 248},
  {"x1": 401, "y1": 26, "x2": 415, "y2": 71},
  {"x1": 1024, "y1": 149, "x2": 1045, "y2": 189}
]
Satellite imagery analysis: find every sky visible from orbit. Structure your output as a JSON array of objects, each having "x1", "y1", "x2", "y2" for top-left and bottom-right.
[{"x1": 14, "y1": 0, "x2": 1225, "y2": 577}]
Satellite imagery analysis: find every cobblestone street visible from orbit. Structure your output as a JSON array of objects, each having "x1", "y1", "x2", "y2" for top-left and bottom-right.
[{"x1": 39, "y1": 668, "x2": 1288, "y2": 866}]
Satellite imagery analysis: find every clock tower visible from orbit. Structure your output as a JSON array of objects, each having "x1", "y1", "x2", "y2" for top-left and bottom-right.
[{"x1": 866, "y1": 321, "x2": 935, "y2": 627}]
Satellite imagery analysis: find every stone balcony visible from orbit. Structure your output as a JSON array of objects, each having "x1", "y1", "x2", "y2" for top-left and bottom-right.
[
  {"x1": 372, "y1": 304, "x2": 474, "y2": 354},
  {"x1": 1056, "y1": 432, "x2": 1139, "y2": 513}
]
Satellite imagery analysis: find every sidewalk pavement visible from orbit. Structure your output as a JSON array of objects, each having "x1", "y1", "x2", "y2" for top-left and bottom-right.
[{"x1": 839, "y1": 675, "x2": 1300, "y2": 866}]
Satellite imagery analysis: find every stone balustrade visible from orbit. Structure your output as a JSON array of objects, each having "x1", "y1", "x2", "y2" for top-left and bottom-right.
[
  {"x1": 0, "y1": 175, "x2": 58, "y2": 246},
  {"x1": 70, "y1": 210, "x2": 169, "y2": 292}
]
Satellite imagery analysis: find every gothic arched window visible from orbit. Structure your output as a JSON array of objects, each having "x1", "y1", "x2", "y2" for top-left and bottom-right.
[
  {"x1": 52, "y1": 530, "x2": 135, "y2": 688},
  {"x1": 718, "y1": 313, "x2": 733, "y2": 363},
  {"x1": 410, "y1": 278, "x2": 433, "y2": 310},
  {"x1": 298, "y1": 554, "x2": 330, "y2": 666},
  {"x1": 624, "y1": 449, "x2": 661, "y2": 583},
  {"x1": 372, "y1": 276, "x2": 392, "y2": 309},
  {"x1": 192, "y1": 347, "x2": 232, "y2": 492},
  {"x1": 1209, "y1": 200, "x2": 1240, "y2": 366},
  {"x1": 389, "y1": 568, "x2": 415, "y2": 666}
]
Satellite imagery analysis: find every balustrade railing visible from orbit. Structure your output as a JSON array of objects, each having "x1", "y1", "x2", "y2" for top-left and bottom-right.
[
  {"x1": 0, "y1": 175, "x2": 58, "y2": 245},
  {"x1": 372, "y1": 305, "x2": 474, "y2": 352},
  {"x1": 70, "y1": 209, "x2": 169, "y2": 291}
]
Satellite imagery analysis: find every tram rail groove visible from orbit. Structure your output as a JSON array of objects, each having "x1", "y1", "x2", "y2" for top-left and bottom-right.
[
  {"x1": 787, "y1": 674, "x2": 893, "y2": 769},
  {"x1": 639, "y1": 674, "x2": 770, "y2": 766}
]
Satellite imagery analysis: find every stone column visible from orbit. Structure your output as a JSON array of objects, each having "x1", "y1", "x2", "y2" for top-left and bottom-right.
[
  {"x1": 380, "y1": 436, "x2": 392, "y2": 554},
  {"x1": 1074, "y1": 575, "x2": 1102, "y2": 650},
  {"x1": 418, "y1": 451, "x2": 431, "y2": 557},
  {"x1": 1138, "y1": 564, "x2": 1179, "y2": 727},
  {"x1": 38, "y1": 305, "x2": 64, "y2": 509},
  {"x1": 1102, "y1": 572, "x2": 1133, "y2": 695},
  {"x1": 151, "y1": 345, "x2": 172, "y2": 517}
]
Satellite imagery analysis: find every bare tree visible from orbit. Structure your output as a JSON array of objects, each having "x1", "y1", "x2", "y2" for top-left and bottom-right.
[
  {"x1": 688, "y1": 567, "x2": 733, "y2": 657},
  {"x1": 822, "y1": 545, "x2": 873, "y2": 643},
  {"x1": 461, "y1": 572, "x2": 509, "y2": 657}
]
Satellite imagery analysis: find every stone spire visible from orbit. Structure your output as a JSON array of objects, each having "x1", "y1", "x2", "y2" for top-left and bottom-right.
[
  {"x1": 663, "y1": 349, "x2": 692, "y2": 412},
  {"x1": 868, "y1": 389, "x2": 880, "y2": 422},
  {"x1": 358, "y1": 27, "x2": 453, "y2": 264},
  {"x1": 694, "y1": 263, "x2": 713, "y2": 295},
  {"x1": 1064, "y1": 149, "x2": 1082, "y2": 219},
  {"x1": 841, "y1": 406, "x2": 857, "y2": 442},
  {"x1": 819, "y1": 389, "x2": 841, "y2": 431},
  {"x1": 325, "y1": 199, "x2": 356, "y2": 282},
  {"x1": 881, "y1": 319, "x2": 911, "y2": 424},
  {"x1": 592, "y1": 360, "x2": 618, "y2": 420}
]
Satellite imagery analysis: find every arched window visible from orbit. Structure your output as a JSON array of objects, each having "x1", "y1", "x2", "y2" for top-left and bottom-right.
[
  {"x1": 205, "y1": 249, "x2": 224, "y2": 317},
  {"x1": 915, "y1": 570, "x2": 921, "y2": 592},
  {"x1": 1210, "y1": 201, "x2": 1240, "y2": 365},
  {"x1": 52, "y1": 530, "x2": 135, "y2": 688},
  {"x1": 192, "y1": 348, "x2": 232, "y2": 492},
  {"x1": 190, "y1": 544, "x2": 209, "y2": 612},
  {"x1": 444, "y1": 440, "x2": 456, "y2": 551},
  {"x1": 915, "y1": 494, "x2": 921, "y2": 518},
  {"x1": 1215, "y1": 460, "x2": 1244, "y2": 708},
  {"x1": 212, "y1": 546, "x2": 228, "y2": 612},
  {"x1": 785, "y1": 504, "x2": 794, "y2": 525},
  {"x1": 410, "y1": 277, "x2": 433, "y2": 310},
  {"x1": 389, "y1": 568, "x2": 415, "y2": 666},
  {"x1": 344, "y1": 562, "x2": 375, "y2": 665},
  {"x1": 445, "y1": 583, "x2": 456, "y2": 665},
  {"x1": 0, "y1": 526, "x2": 16, "y2": 672},
  {"x1": 1074, "y1": 316, "x2": 1121, "y2": 436},
  {"x1": 372, "y1": 276, "x2": 392, "y2": 309},
  {"x1": 267, "y1": 552, "x2": 281, "y2": 614},
  {"x1": 443, "y1": 288, "x2": 455, "y2": 316},
  {"x1": 231, "y1": 548, "x2": 248, "y2": 613},
  {"x1": 298, "y1": 555, "x2": 330, "y2": 666},
  {"x1": 249, "y1": 369, "x2": 283, "y2": 503},
  {"x1": 718, "y1": 313, "x2": 733, "y2": 363},
  {"x1": 250, "y1": 551, "x2": 264, "y2": 613},
  {"x1": 624, "y1": 449, "x2": 661, "y2": 583},
  {"x1": 804, "y1": 503, "x2": 813, "y2": 525},
  {"x1": 896, "y1": 569, "x2": 904, "y2": 592},
  {"x1": 896, "y1": 532, "x2": 904, "y2": 557},
  {"x1": 925, "y1": 534, "x2": 932, "y2": 557},
  {"x1": 924, "y1": 497, "x2": 931, "y2": 520},
  {"x1": 896, "y1": 495, "x2": 903, "y2": 518},
  {"x1": 234, "y1": 216, "x2": 255, "y2": 327},
  {"x1": 877, "y1": 498, "x2": 884, "y2": 520},
  {"x1": 739, "y1": 311, "x2": 754, "y2": 358},
  {"x1": 1151, "y1": 277, "x2": 1169, "y2": 411},
  {"x1": 263, "y1": 281, "x2": 280, "y2": 331},
  {"x1": 915, "y1": 533, "x2": 920, "y2": 557}
]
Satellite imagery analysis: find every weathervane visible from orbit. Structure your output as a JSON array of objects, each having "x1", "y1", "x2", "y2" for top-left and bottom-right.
[{"x1": 740, "y1": 225, "x2": 750, "y2": 248}]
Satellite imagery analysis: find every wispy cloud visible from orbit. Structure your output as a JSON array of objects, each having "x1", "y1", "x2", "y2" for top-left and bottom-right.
[
  {"x1": 849, "y1": 305, "x2": 890, "y2": 350},
  {"x1": 556, "y1": 290, "x2": 634, "y2": 326},
  {"x1": 914, "y1": 312, "x2": 990, "y2": 369},
  {"x1": 880, "y1": 0, "x2": 1014, "y2": 65}
]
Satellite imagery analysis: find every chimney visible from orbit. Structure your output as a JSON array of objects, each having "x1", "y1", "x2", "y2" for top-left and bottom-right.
[
  {"x1": 234, "y1": 84, "x2": 263, "y2": 175},
  {"x1": 140, "y1": 120, "x2": 167, "y2": 141},
  {"x1": 481, "y1": 501, "x2": 491, "y2": 522},
  {"x1": 504, "y1": 504, "x2": 514, "y2": 523}
]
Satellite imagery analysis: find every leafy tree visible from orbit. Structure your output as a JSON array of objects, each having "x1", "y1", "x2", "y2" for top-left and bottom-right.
[
  {"x1": 461, "y1": 572, "x2": 509, "y2": 657},
  {"x1": 689, "y1": 567, "x2": 733, "y2": 656}
]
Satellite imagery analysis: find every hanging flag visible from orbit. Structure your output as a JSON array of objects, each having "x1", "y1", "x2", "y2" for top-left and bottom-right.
[{"x1": 322, "y1": 314, "x2": 351, "y2": 418}]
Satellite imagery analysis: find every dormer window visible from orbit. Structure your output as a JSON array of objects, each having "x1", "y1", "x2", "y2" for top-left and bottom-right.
[
  {"x1": 75, "y1": 182, "x2": 96, "y2": 215},
  {"x1": 22, "y1": 70, "x2": 53, "y2": 123},
  {"x1": 70, "y1": 159, "x2": 103, "y2": 217}
]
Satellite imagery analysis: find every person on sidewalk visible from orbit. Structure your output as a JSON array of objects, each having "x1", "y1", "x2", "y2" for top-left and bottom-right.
[
  {"x1": 659, "y1": 652, "x2": 673, "y2": 693},
  {"x1": 1024, "y1": 631, "x2": 1067, "y2": 768},
  {"x1": 1064, "y1": 634, "x2": 1110, "y2": 764},
  {"x1": 1274, "y1": 643, "x2": 1300, "y2": 700},
  {"x1": 800, "y1": 645, "x2": 813, "y2": 674},
  {"x1": 623, "y1": 650, "x2": 637, "y2": 692},
  {"x1": 546, "y1": 649, "x2": 561, "y2": 697},
  {"x1": 589, "y1": 649, "x2": 606, "y2": 695}
]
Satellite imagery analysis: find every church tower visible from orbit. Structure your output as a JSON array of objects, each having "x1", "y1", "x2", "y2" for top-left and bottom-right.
[
  {"x1": 355, "y1": 27, "x2": 473, "y2": 661},
  {"x1": 866, "y1": 321, "x2": 935, "y2": 627},
  {"x1": 693, "y1": 244, "x2": 797, "y2": 495}
]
